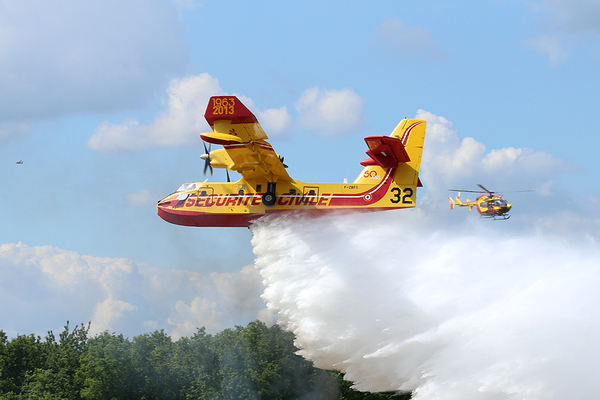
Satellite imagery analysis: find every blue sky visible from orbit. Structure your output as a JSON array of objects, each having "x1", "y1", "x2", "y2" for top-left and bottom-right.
[{"x1": 1, "y1": 0, "x2": 600, "y2": 340}]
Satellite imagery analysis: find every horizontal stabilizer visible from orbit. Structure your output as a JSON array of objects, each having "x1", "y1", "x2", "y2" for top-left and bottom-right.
[{"x1": 360, "y1": 136, "x2": 410, "y2": 168}]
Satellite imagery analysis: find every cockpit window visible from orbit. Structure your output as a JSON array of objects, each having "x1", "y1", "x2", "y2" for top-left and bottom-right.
[{"x1": 177, "y1": 183, "x2": 196, "y2": 192}]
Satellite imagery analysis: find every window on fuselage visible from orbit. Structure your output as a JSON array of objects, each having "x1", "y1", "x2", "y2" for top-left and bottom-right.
[{"x1": 177, "y1": 183, "x2": 196, "y2": 192}]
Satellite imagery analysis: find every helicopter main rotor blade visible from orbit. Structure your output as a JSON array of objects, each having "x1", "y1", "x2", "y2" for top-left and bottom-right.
[
  {"x1": 477, "y1": 184, "x2": 493, "y2": 194},
  {"x1": 448, "y1": 189, "x2": 487, "y2": 193}
]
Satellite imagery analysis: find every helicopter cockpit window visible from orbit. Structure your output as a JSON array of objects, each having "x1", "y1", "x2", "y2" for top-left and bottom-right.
[
  {"x1": 177, "y1": 183, "x2": 196, "y2": 192},
  {"x1": 494, "y1": 200, "x2": 507, "y2": 207}
]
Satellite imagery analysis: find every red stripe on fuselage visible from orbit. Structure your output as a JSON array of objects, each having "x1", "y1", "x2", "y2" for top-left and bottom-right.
[{"x1": 328, "y1": 168, "x2": 394, "y2": 206}]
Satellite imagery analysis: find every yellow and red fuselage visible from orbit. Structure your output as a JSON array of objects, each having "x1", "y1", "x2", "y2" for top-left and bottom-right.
[
  {"x1": 157, "y1": 166, "x2": 416, "y2": 227},
  {"x1": 157, "y1": 95, "x2": 426, "y2": 228}
]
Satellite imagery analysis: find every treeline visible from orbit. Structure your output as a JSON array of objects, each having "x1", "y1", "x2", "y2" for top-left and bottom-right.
[{"x1": 0, "y1": 321, "x2": 409, "y2": 399}]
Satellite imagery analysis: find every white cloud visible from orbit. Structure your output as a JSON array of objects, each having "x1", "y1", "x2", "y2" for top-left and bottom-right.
[
  {"x1": 230, "y1": 95, "x2": 293, "y2": 136},
  {"x1": 259, "y1": 106, "x2": 293, "y2": 135},
  {"x1": 482, "y1": 147, "x2": 562, "y2": 174},
  {"x1": 371, "y1": 19, "x2": 449, "y2": 62},
  {"x1": 0, "y1": 242, "x2": 268, "y2": 338},
  {"x1": 417, "y1": 109, "x2": 571, "y2": 196},
  {"x1": 87, "y1": 73, "x2": 223, "y2": 152},
  {"x1": 528, "y1": 0, "x2": 600, "y2": 64},
  {"x1": 88, "y1": 73, "x2": 293, "y2": 152},
  {"x1": 92, "y1": 298, "x2": 138, "y2": 334},
  {"x1": 0, "y1": 0, "x2": 188, "y2": 131},
  {"x1": 295, "y1": 87, "x2": 365, "y2": 136},
  {"x1": 168, "y1": 297, "x2": 224, "y2": 339}
]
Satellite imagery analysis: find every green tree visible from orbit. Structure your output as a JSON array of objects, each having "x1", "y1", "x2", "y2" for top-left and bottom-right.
[
  {"x1": 0, "y1": 331, "x2": 45, "y2": 397},
  {"x1": 0, "y1": 321, "x2": 411, "y2": 399},
  {"x1": 173, "y1": 328, "x2": 220, "y2": 399},
  {"x1": 211, "y1": 326, "x2": 259, "y2": 400},
  {"x1": 130, "y1": 329, "x2": 180, "y2": 400},
  {"x1": 20, "y1": 322, "x2": 90, "y2": 400},
  {"x1": 242, "y1": 321, "x2": 338, "y2": 399},
  {"x1": 77, "y1": 331, "x2": 136, "y2": 400},
  {"x1": 336, "y1": 373, "x2": 411, "y2": 399}
]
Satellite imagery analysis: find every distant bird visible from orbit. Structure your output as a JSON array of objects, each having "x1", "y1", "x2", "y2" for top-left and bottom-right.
[{"x1": 16, "y1": 160, "x2": 23, "y2": 164}]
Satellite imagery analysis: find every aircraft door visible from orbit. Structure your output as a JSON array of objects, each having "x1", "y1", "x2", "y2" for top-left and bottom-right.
[
  {"x1": 196, "y1": 186, "x2": 215, "y2": 207},
  {"x1": 303, "y1": 186, "x2": 319, "y2": 205}
]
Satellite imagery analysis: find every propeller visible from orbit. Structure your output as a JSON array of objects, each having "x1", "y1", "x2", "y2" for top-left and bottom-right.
[{"x1": 200, "y1": 142, "x2": 213, "y2": 176}]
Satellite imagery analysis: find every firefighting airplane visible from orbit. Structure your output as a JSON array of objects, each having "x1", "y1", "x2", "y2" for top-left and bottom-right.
[{"x1": 157, "y1": 96, "x2": 427, "y2": 227}]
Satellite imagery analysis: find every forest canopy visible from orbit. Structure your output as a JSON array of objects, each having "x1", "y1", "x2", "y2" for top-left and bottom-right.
[{"x1": 0, "y1": 321, "x2": 409, "y2": 399}]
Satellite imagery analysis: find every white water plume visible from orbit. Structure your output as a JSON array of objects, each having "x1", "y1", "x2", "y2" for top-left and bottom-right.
[{"x1": 251, "y1": 210, "x2": 600, "y2": 400}]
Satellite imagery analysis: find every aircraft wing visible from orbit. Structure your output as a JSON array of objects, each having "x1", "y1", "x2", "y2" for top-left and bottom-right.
[{"x1": 200, "y1": 96, "x2": 291, "y2": 182}]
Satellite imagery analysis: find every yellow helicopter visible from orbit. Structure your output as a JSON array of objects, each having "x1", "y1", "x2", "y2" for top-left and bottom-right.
[{"x1": 448, "y1": 184, "x2": 531, "y2": 220}]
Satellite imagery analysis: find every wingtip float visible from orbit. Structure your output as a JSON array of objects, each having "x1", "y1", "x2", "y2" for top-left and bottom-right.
[{"x1": 157, "y1": 95, "x2": 427, "y2": 227}]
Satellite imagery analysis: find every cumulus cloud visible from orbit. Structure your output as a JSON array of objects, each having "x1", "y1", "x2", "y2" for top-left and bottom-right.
[
  {"x1": 87, "y1": 73, "x2": 293, "y2": 152},
  {"x1": 168, "y1": 297, "x2": 224, "y2": 337},
  {"x1": 92, "y1": 298, "x2": 138, "y2": 334},
  {"x1": 87, "y1": 73, "x2": 222, "y2": 152},
  {"x1": 416, "y1": 109, "x2": 571, "y2": 197},
  {"x1": 528, "y1": 0, "x2": 600, "y2": 65},
  {"x1": 258, "y1": 106, "x2": 293, "y2": 135},
  {"x1": 0, "y1": 0, "x2": 188, "y2": 131},
  {"x1": 371, "y1": 19, "x2": 449, "y2": 62},
  {"x1": 295, "y1": 87, "x2": 365, "y2": 136},
  {"x1": 0, "y1": 242, "x2": 269, "y2": 339},
  {"x1": 232, "y1": 95, "x2": 293, "y2": 137}
]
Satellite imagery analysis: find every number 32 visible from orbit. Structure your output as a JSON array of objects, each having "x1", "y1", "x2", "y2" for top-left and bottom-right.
[{"x1": 390, "y1": 187, "x2": 413, "y2": 204}]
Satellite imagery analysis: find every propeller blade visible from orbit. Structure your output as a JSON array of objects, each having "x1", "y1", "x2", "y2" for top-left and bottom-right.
[
  {"x1": 226, "y1": 169, "x2": 230, "y2": 183},
  {"x1": 202, "y1": 143, "x2": 213, "y2": 176}
]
